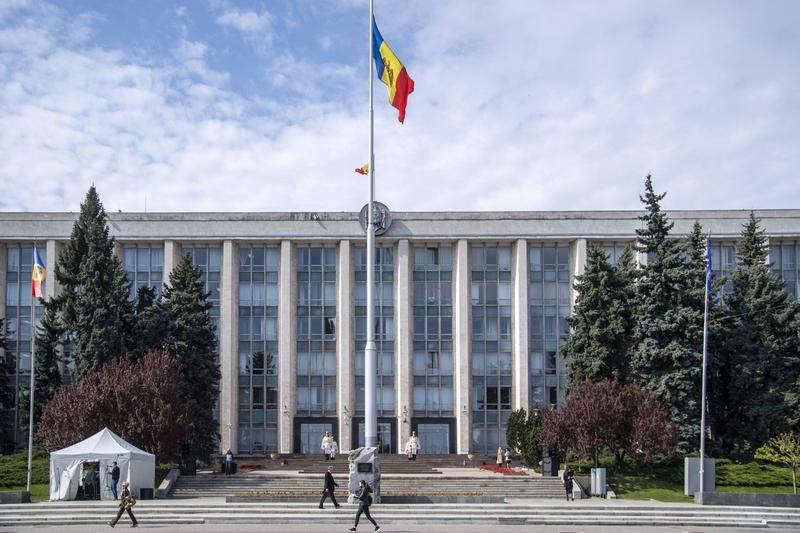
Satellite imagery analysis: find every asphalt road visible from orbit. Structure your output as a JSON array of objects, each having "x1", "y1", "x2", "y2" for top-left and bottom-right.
[{"x1": 4, "y1": 525, "x2": 772, "y2": 533}]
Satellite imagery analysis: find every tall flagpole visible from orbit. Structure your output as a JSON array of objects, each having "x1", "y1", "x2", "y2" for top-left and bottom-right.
[
  {"x1": 364, "y1": 0, "x2": 377, "y2": 448},
  {"x1": 699, "y1": 237, "x2": 710, "y2": 494},
  {"x1": 26, "y1": 244, "x2": 38, "y2": 492}
]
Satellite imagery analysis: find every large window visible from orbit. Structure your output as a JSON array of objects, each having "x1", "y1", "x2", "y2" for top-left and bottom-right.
[
  {"x1": 4, "y1": 245, "x2": 46, "y2": 448},
  {"x1": 529, "y1": 244, "x2": 570, "y2": 408},
  {"x1": 412, "y1": 245, "x2": 454, "y2": 416},
  {"x1": 771, "y1": 243, "x2": 799, "y2": 299},
  {"x1": 595, "y1": 242, "x2": 633, "y2": 265},
  {"x1": 354, "y1": 246, "x2": 395, "y2": 416},
  {"x1": 470, "y1": 244, "x2": 512, "y2": 454},
  {"x1": 296, "y1": 246, "x2": 337, "y2": 416},
  {"x1": 710, "y1": 242, "x2": 736, "y2": 294},
  {"x1": 123, "y1": 245, "x2": 164, "y2": 300},
  {"x1": 238, "y1": 246, "x2": 279, "y2": 453}
]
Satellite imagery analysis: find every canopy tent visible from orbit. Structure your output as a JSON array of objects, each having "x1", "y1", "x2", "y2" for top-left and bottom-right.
[{"x1": 49, "y1": 428, "x2": 155, "y2": 501}]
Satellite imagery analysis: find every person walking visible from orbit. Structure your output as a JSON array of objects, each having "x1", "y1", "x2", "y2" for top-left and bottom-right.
[
  {"x1": 349, "y1": 480, "x2": 379, "y2": 532},
  {"x1": 318, "y1": 466, "x2": 341, "y2": 509},
  {"x1": 110, "y1": 461, "x2": 120, "y2": 499},
  {"x1": 563, "y1": 466, "x2": 574, "y2": 501},
  {"x1": 504, "y1": 448, "x2": 512, "y2": 469},
  {"x1": 496, "y1": 447, "x2": 504, "y2": 467},
  {"x1": 224, "y1": 449, "x2": 234, "y2": 475},
  {"x1": 108, "y1": 481, "x2": 138, "y2": 528}
]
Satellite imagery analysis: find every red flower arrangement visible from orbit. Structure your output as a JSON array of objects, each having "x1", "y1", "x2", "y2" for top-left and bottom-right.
[{"x1": 478, "y1": 465, "x2": 527, "y2": 476}]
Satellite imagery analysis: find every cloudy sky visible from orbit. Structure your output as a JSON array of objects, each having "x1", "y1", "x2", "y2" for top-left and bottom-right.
[{"x1": 1, "y1": 0, "x2": 798, "y2": 213}]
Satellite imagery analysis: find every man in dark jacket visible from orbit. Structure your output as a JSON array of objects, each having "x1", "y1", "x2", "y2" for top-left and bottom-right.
[
  {"x1": 319, "y1": 467, "x2": 341, "y2": 509},
  {"x1": 110, "y1": 462, "x2": 120, "y2": 500}
]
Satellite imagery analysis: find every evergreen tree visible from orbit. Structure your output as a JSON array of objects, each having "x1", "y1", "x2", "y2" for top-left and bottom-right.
[
  {"x1": 130, "y1": 286, "x2": 169, "y2": 361},
  {"x1": 630, "y1": 175, "x2": 704, "y2": 451},
  {"x1": 712, "y1": 212, "x2": 800, "y2": 455},
  {"x1": 564, "y1": 244, "x2": 636, "y2": 387},
  {"x1": 32, "y1": 300, "x2": 64, "y2": 424},
  {"x1": 54, "y1": 186, "x2": 134, "y2": 379},
  {"x1": 0, "y1": 318, "x2": 14, "y2": 451},
  {"x1": 161, "y1": 254, "x2": 220, "y2": 459}
]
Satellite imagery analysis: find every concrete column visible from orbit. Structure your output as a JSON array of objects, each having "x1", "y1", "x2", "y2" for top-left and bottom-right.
[
  {"x1": 45, "y1": 240, "x2": 60, "y2": 299},
  {"x1": 395, "y1": 239, "x2": 412, "y2": 453},
  {"x1": 163, "y1": 240, "x2": 182, "y2": 278},
  {"x1": 512, "y1": 239, "x2": 529, "y2": 411},
  {"x1": 113, "y1": 241, "x2": 124, "y2": 259},
  {"x1": 219, "y1": 240, "x2": 239, "y2": 453},
  {"x1": 278, "y1": 240, "x2": 296, "y2": 454},
  {"x1": 570, "y1": 239, "x2": 587, "y2": 309},
  {"x1": 453, "y1": 239, "x2": 471, "y2": 454},
  {"x1": 336, "y1": 240, "x2": 354, "y2": 451}
]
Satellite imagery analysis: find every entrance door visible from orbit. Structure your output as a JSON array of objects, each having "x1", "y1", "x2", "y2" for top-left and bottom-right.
[
  {"x1": 357, "y1": 423, "x2": 393, "y2": 453},
  {"x1": 418, "y1": 423, "x2": 450, "y2": 454},
  {"x1": 299, "y1": 423, "x2": 332, "y2": 454}
]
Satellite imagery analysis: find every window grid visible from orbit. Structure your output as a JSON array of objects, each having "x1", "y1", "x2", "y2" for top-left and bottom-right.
[
  {"x1": 412, "y1": 245, "x2": 454, "y2": 417},
  {"x1": 470, "y1": 244, "x2": 513, "y2": 455},
  {"x1": 529, "y1": 243, "x2": 571, "y2": 408},
  {"x1": 355, "y1": 246, "x2": 395, "y2": 416},
  {"x1": 296, "y1": 246, "x2": 337, "y2": 417},
  {"x1": 123, "y1": 245, "x2": 164, "y2": 300},
  {"x1": 594, "y1": 242, "x2": 633, "y2": 265},
  {"x1": 237, "y1": 246, "x2": 280, "y2": 454},
  {"x1": 770, "y1": 242, "x2": 799, "y2": 299},
  {"x1": 4, "y1": 245, "x2": 46, "y2": 448}
]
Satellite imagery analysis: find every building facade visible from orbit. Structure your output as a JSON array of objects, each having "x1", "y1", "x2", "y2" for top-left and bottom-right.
[{"x1": 2, "y1": 209, "x2": 800, "y2": 455}]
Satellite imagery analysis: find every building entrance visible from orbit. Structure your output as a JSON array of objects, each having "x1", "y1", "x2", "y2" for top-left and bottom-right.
[
  {"x1": 356, "y1": 422, "x2": 393, "y2": 453},
  {"x1": 298, "y1": 423, "x2": 332, "y2": 454},
  {"x1": 417, "y1": 423, "x2": 450, "y2": 454}
]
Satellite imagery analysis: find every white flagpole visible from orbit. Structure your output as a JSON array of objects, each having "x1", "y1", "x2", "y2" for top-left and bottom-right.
[
  {"x1": 364, "y1": 0, "x2": 377, "y2": 448},
  {"x1": 26, "y1": 244, "x2": 39, "y2": 492},
  {"x1": 699, "y1": 237, "x2": 710, "y2": 495}
]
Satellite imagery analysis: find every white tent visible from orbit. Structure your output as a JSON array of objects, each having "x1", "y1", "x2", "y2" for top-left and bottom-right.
[{"x1": 49, "y1": 428, "x2": 155, "y2": 501}]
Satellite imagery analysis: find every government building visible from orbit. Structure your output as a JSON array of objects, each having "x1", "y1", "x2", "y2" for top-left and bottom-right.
[{"x1": 2, "y1": 209, "x2": 800, "y2": 456}]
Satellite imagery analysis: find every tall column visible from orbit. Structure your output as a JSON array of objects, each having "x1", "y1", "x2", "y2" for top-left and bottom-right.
[
  {"x1": 512, "y1": 239, "x2": 529, "y2": 411},
  {"x1": 336, "y1": 240, "x2": 354, "y2": 451},
  {"x1": 453, "y1": 239, "x2": 471, "y2": 454},
  {"x1": 395, "y1": 239, "x2": 412, "y2": 453},
  {"x1": 219, "y1": 240, "x2": 239, "y2": 453},
  {"x1": 45, "y1": 240, "x2": 60, "y2": 299},
  {"x1": 163, "y1": 240, "x2": 182, "y2": 277},
  {"x1": 570, "y1": 239, "x2": 587, "y2": 308},
  {"x1": 278, "y1": 240, "x2": 296, "y2": 453}
]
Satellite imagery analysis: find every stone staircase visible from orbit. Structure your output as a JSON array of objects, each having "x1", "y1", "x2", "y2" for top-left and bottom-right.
[
  {"x1": 2, "y1": 500, "x2": 800, "y2": 528},
  {"x1": 233, "y1": 453, "x2": 493, "y2": 475},
  {"x1": 170, "y1": 471, "x2": 567, "y2": 499}
]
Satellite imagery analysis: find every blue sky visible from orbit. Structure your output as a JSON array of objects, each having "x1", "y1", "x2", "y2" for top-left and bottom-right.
[{"x1": 1, "y1": 0, "x2": 799, "y2": 213}]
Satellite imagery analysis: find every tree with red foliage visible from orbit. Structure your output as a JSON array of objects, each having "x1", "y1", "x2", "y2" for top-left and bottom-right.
[
  {"x1": 540, "y1": 380, "x2": 678, "y2": 467},
  {"x1": 37, "y1": 351, "x2": 189, "y2": 461}
]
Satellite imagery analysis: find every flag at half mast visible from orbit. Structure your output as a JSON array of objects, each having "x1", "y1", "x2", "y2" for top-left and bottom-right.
[
  {"x1": 372, "y1": 17, "x2": 414, "y2": 123},
  {"x1": 32, "y1": 246, "x2": 46, "y2": 298}
]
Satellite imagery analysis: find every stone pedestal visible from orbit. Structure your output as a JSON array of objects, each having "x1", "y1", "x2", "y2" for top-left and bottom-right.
[{"x1": 347, "y1": 446, "x2": 381, "y2": 504}]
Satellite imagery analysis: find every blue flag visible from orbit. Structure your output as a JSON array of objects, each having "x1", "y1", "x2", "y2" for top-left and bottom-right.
[{"x1": 705, "y1": 238, "x2": 713, "y2": 296}]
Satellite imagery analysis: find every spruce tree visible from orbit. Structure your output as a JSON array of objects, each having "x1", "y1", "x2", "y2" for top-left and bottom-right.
[
  {"x1": 55, "y1": 186, "x2": 134, "y2": 379},
  {"x1": 713, "y1": 212, "x2": 800, "y2": 455},
  {"x1": 630, "y1": 175, "x2": 704, "y2": 451},
  {"x1": 33, "y1": 300, "x2": 64, "y2": 424},
  {"x1": 0, "y1": 318, "x2": 14, "y2": 450},
  {"x1": 161, "y1": 254, "x2": 220, "y2": 459},
  {"x1": 130, "y1": 286, "x2": 169, "y2": 362},
  {"x1": 564, "y1": 245, "x2": 636, "y2": 387}
]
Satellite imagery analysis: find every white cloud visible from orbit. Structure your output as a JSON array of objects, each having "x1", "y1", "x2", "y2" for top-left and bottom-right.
[{"x1": 1, "y1": 0, "x2": 799, "y2": 215}]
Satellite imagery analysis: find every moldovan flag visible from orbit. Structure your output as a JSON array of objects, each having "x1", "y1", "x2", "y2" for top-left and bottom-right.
[
  {"x1": 372, "y1": 17, "x2": 414, "y2": 123},
  {"x1": 31, "y1": 246, "x2": 46, "y2": 298},
  {"x1": 355, "y1": 163, "x2": 369, "y2": 175}
]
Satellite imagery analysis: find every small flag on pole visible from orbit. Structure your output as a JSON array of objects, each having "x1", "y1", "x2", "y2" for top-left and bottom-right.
[
  {"x1": 355, "y1": 163, "x2": 369, "y2": 175},
  {"x1": 372, "y1": 17, "x2": 414, "y2": 123},
  {"x1": 32, "y1": 246, "x2": 46, "y2": 298}
]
